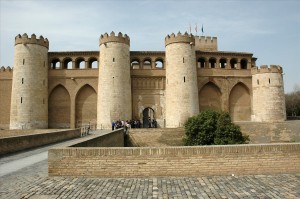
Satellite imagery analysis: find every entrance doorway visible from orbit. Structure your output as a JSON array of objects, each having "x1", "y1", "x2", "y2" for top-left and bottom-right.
[{"x1": 143, "y1": 107, "x2": 155, "y2": 128}]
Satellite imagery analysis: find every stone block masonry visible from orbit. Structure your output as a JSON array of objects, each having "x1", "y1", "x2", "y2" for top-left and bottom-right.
[{"x1": 48, "y1": 143, "x2": 300, "y2": 177}]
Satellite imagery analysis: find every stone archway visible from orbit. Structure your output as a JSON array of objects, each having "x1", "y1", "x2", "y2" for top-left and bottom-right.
[
  {"x1": 199, "y1": 82, "x2": 222, "y2": 111},
  {"x1": 229, "y1": 83, "x2": 251, "y2": 121},
  {"x1": 75, "y1": 84, "x2": 97, "y2": 127},
  {"x1": 48, "y1": 85, "x2": 70, "y2": 128},
  {"x1": 142, "y1": 107, "x2": 155, "y2": 128}
]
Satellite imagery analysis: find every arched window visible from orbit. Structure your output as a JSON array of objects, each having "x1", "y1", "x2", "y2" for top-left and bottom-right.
[
  {"x1": 209, "y1": 58, "x2": 216, "y2": 68},
  {"x1": 219, "y1": 58, "x2": 227, "y2": 69},
  {"x1": 75, "y1": 57, "x2": 85, "y2": 69},
  {"x1": 230, "y1": 58, "x2": 237, "y2": 69},
  {"x1": 131, "y1": 59, "x2": 140, "y2": 69},
  {"x1": 197, "y1": 57, "x2": 206, "y2": 68},
  {"x1": 63, "y1": 58, "x2": 72, "y2": 69},
  {"x1": 88, "y1": 57, "x2": 98, "y2": 69},
  {"x1": 143, "y1": 58, "x2": 152, "y2": 69},
  {"x1": 50, "y1": 58, "x2": 60, "y2": 69},
  {"x1": 155, "y1": 58, "x2": 164, "y2": 69},
  {"x1": 241, "y1": 59, "x2": 248, "y2": 69}
]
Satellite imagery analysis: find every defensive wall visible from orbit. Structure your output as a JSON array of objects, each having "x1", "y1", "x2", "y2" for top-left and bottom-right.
[
  {"x1": 0, "y1": 32, "x2": 287, "y2": 130},
  {"x1": 48, "y1": 129, "x2": 300, "y2": 177},
  {"x1": 0, "y1": 129, "x2": 80, "y2": 156}
]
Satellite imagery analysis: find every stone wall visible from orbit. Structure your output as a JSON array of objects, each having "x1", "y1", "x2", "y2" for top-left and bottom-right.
[
  {"x1": 0, "y1": 129, "x2": 80, "y2": 156},
  {"x1": 71, "y1": 129, "x2": 124, "y2": 147},
  {"x1": 238, "y1": 121, "x2": 300, "y2": 143},
  {"x1": 48, "y1": 143, "x2": 300, "y2": 177},
  {"x1": 0, "y1": 69, "x2": 12, "y2": 129}
]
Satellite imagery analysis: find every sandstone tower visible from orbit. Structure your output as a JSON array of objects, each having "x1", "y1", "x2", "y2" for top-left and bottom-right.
[
  {"x1": 10, "y1": 34, "x2": 49, "y2": 129},
  {"x1": 165, "y1": 32, "x2": 199, "y2": 127},
  {"x1": 97, "y1": 32, "x2": 132, "y2": 129},
  {"x1": 252, "y1": 65, "x2": 286, "y2": 122}
]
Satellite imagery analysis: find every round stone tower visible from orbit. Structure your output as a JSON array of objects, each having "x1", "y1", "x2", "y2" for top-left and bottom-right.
[
  {"x1": 251, "y1": 65, "x2": 286, "y2": 122},
  {"x1": 165, "y1": 32, "x2": 199, "y2": 127},
  {"x1": 97, "y1": 32, "x2": 132, "y2": 129},
  {"x1": 10, "y1": 33, "x2": 49, "y2": 129}
]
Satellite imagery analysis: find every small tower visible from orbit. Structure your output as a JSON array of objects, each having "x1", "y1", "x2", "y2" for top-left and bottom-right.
[
  {"x1": 252, "y1": 65, "x2": 286, "y2": 122},
  {"x1": 97, "y1": 32, "x2": 132, "y2": 129},
  {"x1": 165, "y1": 32, "x2": 199, "y2": 127},
  {"x1": 10, "y1": 33, "x2": 49, "y2": 129}
]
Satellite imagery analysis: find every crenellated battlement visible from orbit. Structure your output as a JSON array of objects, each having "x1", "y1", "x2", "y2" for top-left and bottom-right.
[
  {"x1": 99, "y1": 31, "x2": 130, "y2": 46},
  {"x1": 195, "y1": 36, "x2": 218, "y2": 51},
  {"x1": 0, "y1": 66, "x2": 12, "y2": 72},
  {"x1": 165, "y1": 32, "x2": 195, "y2": 46},
  {"x1": 197, "y1": 36, "x2": 217, "y2": 44},
  {"x1": 251, "y1": 65, "x2": 283, "y2": 75},
  {"x1": 15, "y1": 33, "x2": 49, "y2": 49}
]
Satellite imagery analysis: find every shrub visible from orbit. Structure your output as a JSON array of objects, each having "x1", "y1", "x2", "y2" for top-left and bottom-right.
[{"x1": 183, "y1": 110, "x2": 249, "y2": 146}]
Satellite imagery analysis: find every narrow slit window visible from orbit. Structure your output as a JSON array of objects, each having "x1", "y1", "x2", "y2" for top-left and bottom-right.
[
  {"x1": 44, "y1": 61, "x2": 45, "y2": 67},
  {"x1": 183, "y1": 57, "x2": 184, "y2": 63},
  {"x1": 21, "y1": 97, "x2": 23, "y2": 103},
  {"x1": 23, "y1": 59, "x2": 25, "y2": 65},
  {"x1": 269, "y1": 78, "x2": 270, "y2": 84},
  {"x1": 43, "y1": 98, "x2": 45, "y2": 104},
  {"x1": 113, "y1": 58, "x2": 115, "y2": 62},
  {"x1": 184, "y1": 76, "x2": 185, "y2": 82},
  {"x1": 22, "y1": 78, "x2": 24, "y2": 84},
  {"x1": 257, "y1": 79, "x2": 259, "y2": 85}
]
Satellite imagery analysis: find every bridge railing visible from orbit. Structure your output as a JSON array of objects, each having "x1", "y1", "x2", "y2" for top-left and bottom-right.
[{"x1": 80, "y1": 124, "x2": 97, "y2": 137}]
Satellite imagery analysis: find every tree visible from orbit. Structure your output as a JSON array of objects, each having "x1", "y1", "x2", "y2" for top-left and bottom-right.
[
  {"x1": 285, "y1": 84, "x2": 300, "y2": 117},
  {"x1": 183, "y1": 110, "x2": 249, "y2": 146}
]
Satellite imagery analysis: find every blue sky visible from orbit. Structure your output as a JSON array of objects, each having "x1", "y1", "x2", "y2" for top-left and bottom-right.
[{"x1": 0, "y1": 0, "x2": 299, "y2": 93}]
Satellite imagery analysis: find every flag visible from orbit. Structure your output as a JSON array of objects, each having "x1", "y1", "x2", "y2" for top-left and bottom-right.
[
  {"x1": 201, "y1": 24, "x2": 204, "y2": 33},
  {"x1": 195, "y1": 24, "x2": 198, "y2": 35}
]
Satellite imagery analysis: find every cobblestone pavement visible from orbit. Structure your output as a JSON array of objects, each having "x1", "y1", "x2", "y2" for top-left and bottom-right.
[{"x1": 0, "y1": 133, "x2": 299, "y2": 199}]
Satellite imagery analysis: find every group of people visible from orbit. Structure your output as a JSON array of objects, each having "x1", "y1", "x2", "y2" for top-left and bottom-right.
[
  {"x1": 112, "y1": 119, "x2": 142, "y2": 131},
  {"x1": 112, "y1": 118, "x2": 158, "y2": 131}
]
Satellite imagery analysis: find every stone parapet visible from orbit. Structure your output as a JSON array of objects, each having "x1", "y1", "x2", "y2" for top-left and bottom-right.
[
  {"x1": 99, "y1": 31, "x2": 130, "y2": 46},
  {"x1": 0, "y1": 129, "x2": 81, "y2": 156},
  {"x1": 15, "y1": 33, "x2": 49, "y2": 49},
  {"x1": 0, "y1": 66, "x2": 12, "y2": 72},
  {"x1": 165, "y1": 32, "x2": 195, "y2": 46},
  {"x1": 195, "y1": 36, "x2": 218, "y2": 51},
  {"x1": 251, "y1": 65, "x2": 283, "y2": 75}
]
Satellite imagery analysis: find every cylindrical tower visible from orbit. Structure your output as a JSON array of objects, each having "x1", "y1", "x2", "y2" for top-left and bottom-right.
[
  {"x1": 10, "y1": 33, "x2": 49, "y2": 129},
  {"x1": 252, "y1": 65, "x2": 286, "y2": 122},
  {"x1": 165, "y1": 32, "x2": 199, "y2": 128},
  {"x1": 97, "y1": 32, "x2": 132, "y2": 129}
]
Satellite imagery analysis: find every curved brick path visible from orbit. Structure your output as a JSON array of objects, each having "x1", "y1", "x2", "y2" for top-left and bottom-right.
[{"x1": 0, "y1": 133, "x2": 299, "y2": 199}]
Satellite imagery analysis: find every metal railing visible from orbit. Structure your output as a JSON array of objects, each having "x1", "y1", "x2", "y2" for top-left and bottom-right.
[{"x1": 80, "y1": 124, "x2": 97, "y2": 137}]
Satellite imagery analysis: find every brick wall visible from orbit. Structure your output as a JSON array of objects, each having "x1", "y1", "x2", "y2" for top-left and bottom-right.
[
  {"x1": 0, "y1": 129, "x2": 80, "y2": 156},
  {"x1": 48, "y1": 143, "x2": 300, "y2": 177}
]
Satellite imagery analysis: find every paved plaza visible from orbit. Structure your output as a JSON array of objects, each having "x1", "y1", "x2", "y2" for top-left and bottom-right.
[{"x1": 0, "y1": 135, "x2": 299, "y2": 199}]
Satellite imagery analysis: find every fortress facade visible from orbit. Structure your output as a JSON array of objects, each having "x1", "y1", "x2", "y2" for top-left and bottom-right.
[{"x1": 0, "y1": 32, "x2": 286, "y2": 129}]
